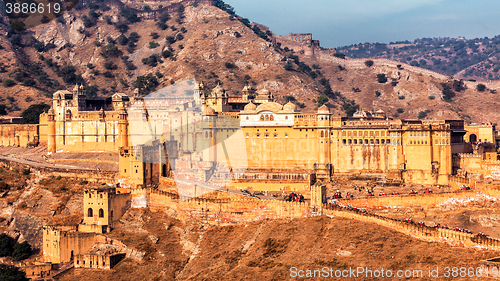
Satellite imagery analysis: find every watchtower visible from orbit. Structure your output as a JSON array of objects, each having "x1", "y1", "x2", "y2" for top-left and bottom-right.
[{"x1": 80, "y1": 188, "x2": 131, "y2": 233}]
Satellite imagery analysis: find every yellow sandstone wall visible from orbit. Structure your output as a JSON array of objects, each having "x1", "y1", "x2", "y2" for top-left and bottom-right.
[
  {"x1": 341, "y1": 190, "x2": 477, "y2": 209},
  {"x1": 146, "y1": 189, "x2": 310, "y2": 222},
  {"x1": 82, "y1": 189, "x2": 131, "y2": 228},
  {"x1": 42, "y1": 226, "x2": 97, "y2": 264},
  {"x1": 18, "y1": 263, "x2": 52, "y2": 279},
  {"x1": 0, "y1": 124, "x2": 40, "y2": 147}
]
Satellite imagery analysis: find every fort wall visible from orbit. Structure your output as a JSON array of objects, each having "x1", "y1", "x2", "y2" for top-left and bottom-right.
[
  {"x1": 337, "y1": 190, "x2": 477, "y2": 209},
  {"x1": 42, "y1": 226, "x2": 97, "y2": 264},
  {"x1": 134, "y1": 188, "x2": 500, "y2": 250},
  {"x1": 0, "y1": 124, "x2": 41, "y2": 147},
  {"x1": 18, "y1": 263, "x2": 53, "y2": 279},
  {"x1": 74, "y1": 253, "x2": 125, "y2": 269},
  {"x1": 146, "y1": 189, "x2": 311, "y2": 222},
  {"x1": 324, "y1": 205, "x2": 500, "y2": 250}
]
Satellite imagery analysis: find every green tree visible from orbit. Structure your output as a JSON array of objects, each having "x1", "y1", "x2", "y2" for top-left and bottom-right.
[
  {"x1": 333, "y1": 53, "x2": 345, "y2": 59},
  {"x1": 101, "y1": 44, "x2": 122, "y2": 58},
  {"x1": 342, "y1": 100, "x2": 359, "y2": 117},
  {"x1": 133, "y1": 73, "x2": 159, "y2": 95},
  {"x1": 166, "y1": 36, "x2": 176, "y2": 44},
  {"x1": 441, "y1": 83, "x2": 456, "y2": 101},
  {"x1": 0, "y1": 265, "x2": 28, "y2": 281},
  {"x1": 316, "y1": 96, "x2": 329, "y2": 106},
  {"x1": 11, "y1": 21, "x2": 26, "y2": 33},
  {"x1": 377, "y1": 73, "x2": 387, "y2": 83},
  {"x1": 148, "y1": 41, "x2": 159, "y2": 49},
  {"x1": 22, "y1": 79, "x2": 36, "y2": 87},
  {"x1": 2, "y1": 80, "x2": 15, "y2": 87},
  {"x1": 0, "y1": 105, "x2": 7, "y2": 115},
  {"x1": 59, "y1": 66, "x2": 83, "y2": 84},
  {"x1": 117, "y1": 34, "x2": 128, "y2": 45},
  {"x1": 21, "y1": 103, "x2": 50, "y2": 124},
  {"x1": 114, "y1": 21, "x2": 129, "y2": 33},
  {"x1": 284, "y1": 63, "x2": 294, "y2": 71},
  {"x1": 12, "y1": 241, "x2": 31, "y2": 261},
  {"x1": 129, "y1": 32, "x2": 140, "y2": 42},
  {"x1": 224, "y1": 62, "x2": 235, "y2": 69},
  {"x1": 476, "y1": 83, "x2": 486, "y2": 92},
  {"x1": 0, "y1": 234, "x2": 14, "y2": 257},
  {"x1": 216, "y1": 0, "x2": 235, "y2": 15},
  {"x1": 104, "y1": 63, "x2": 117, "y2": 72}
]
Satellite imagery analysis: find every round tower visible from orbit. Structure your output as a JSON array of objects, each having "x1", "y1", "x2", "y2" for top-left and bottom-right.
[
  {"x1": 317, "y1": 105, "x2": 331, "y2": 180},
  {"x1": 47, "y1": 107, "x2": 56, "y2": 153},
  {"x1": 118, "y1": 108, "x2": 129, "y2": 148},
  {"x1": 203, "y1": 106, "x2": 217, "y2": 162}
]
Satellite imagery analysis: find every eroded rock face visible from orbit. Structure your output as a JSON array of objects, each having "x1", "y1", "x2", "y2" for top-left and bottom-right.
[
  {"x1": 28, "y1": 189, "x2": 57, "y2": 216},
  {"x1": 11, "y1": 209, "x2": 48, "y2": 249}
]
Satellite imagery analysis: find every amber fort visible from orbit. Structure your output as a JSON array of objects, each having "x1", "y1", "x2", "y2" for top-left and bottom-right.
[{"x1": 4, "y1": 82, "x2": 500, "y2": 277}]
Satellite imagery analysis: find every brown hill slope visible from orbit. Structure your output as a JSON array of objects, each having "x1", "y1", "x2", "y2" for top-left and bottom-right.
[
  {"x1": 0, "y1": 3, "x2": 331, "y2": 115},
  {"x1": 1, "y1": 2, "x2": 500, "y2": 123},
  {"x1": 56, "y1": 212, "x2": 498, "y2": 280}
]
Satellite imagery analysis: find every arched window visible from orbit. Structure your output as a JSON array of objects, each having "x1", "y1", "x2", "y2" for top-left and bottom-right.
[
  {"x1": 270, "y1": 115, "x2": 274, "y2": 121},
  {"x1": 274, "y1": 133, "x2": 278, "y2": 138},
  {"x1": 87, "y1": 208, "x2": 93, "y2": 217},
  {"x1": 260, "y1": 115, "x2": 264, "y2": 121},
  {"x1": 256, "y1": 133, "x2": 260, "y2": 138},
  {"x1": 246, "y1": 133, "x2": 249, "y2": 138},
  {"x1": 99, "y1": 209, "x2": 104, "y2": 218},
  {"x1": 285, "y1": 116, "x2": 288, "y2": 120},
  {"x1": 246, "y1": 116, "x2": 249, "y2": 120},
  {"x1": 320, "y1": 131, "x2": 324, "y2": 138},
  {"x1": 89, "y1": 193, "x2": 92, "y2": 199},
  {"x1": 265, "y1": 115, "x2": 269, "y2": 121},
  {"x1": 285, "y1": 133, "x2": 288, "y2": 138}
]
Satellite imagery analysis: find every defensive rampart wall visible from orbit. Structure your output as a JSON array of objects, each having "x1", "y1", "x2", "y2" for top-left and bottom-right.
[{"x1": 324, "y1": 204, "x2": 500, "y2": 251}]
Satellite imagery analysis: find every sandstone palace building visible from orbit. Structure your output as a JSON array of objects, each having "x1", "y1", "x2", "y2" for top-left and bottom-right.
[{"x1": 1, "y1": 81, "x2": 488, "y2": 191}]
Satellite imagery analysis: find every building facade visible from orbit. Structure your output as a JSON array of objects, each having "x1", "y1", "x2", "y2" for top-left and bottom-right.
[{"x1": 0, "y1": 83, "x2": 483, "y2": 188}]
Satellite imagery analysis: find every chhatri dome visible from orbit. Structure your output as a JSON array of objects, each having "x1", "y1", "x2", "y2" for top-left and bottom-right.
[
  {"x1": 244, "y1": 101, "x2": 257, "y2": 111},
  {"x1": 283, "y1": 102, "x2": 296, "y2": 112},
  {"x1": 318, "y1": 104, "x2": 330, "y2": 113}
]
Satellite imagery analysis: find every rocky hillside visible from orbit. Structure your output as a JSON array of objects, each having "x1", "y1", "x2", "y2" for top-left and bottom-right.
[
  {"x1": 337, "y1": 36, "x2": 500, "y2": 81},
  {"x1": 0, "y1": 1, "x2": 335, "y2": 116},
  {"x1": 0, "y1": 162, "x2": 86, "y2": 250},
  {"x1": 0, "y1": 1, "x2": 500, "y2": 123}
]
